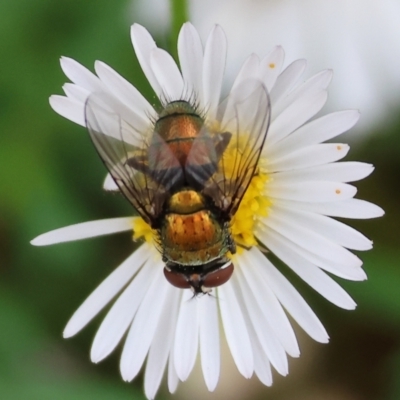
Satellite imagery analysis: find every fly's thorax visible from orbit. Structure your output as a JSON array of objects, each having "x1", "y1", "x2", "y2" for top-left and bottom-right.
[
  {"x1": 155, "y1": 101, "x2": 204, "y2": 166},
  {"x1": 156, "y1": 101, "x2": 203, "y2": 142},
  {"x1": 160, "y1": 189, "x2": 231, "y2": 266},
  {"x1": 158, "y1": 100, "x2": 201, "y2": 120}
]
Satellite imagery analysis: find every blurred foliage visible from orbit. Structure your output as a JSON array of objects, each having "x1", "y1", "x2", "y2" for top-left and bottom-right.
[{"x1": 0, "y1": 0, "x2": 399, "y2": 399}]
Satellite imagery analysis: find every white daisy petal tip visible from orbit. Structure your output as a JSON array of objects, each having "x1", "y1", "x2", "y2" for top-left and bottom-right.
[
  {"x1": 181, "y1": 21, "x2": 195, "y2": 31},
  {"x1": 31, "y1": 218, "x2": 134, "y2": 246},
  {"x1": 59, "y1": 55, "x2": 70, "y2": 66},
  {"x1": 121, "y1": 374, "x2": 132, "y2": 383},
  {"x1": 374, "y1": 205, "x2": 385, "y2": 217},
  {"x1": 130, "y1": 23, "x2": 146, "y2": 44},
  {"x1": 360, "y1": 269, "x2": 368, "y2": 281},
  {"x1": 48, "y1": 95, "x2": 85, "y2": 126},
  {"x1": 62, "y1": 327, "x2": 71, "y2": 339},
  {"x1": 321, "y1": 335, "x2": 330, "y2": 344},
  {"x1": 103, "y1": 173, "x2": 119, "y2": 191},
  {"x1": 30, "y1": 235, "x2": 45, "y2": 247},
  {"x1": 90, "y1": 353, "x2": 101, "y2": 364},
  {"x1": 63, "y1": 321, "x2": 79, "y2": 339},
  {"x1": 31, "y1": 230, "x2": 71, "y2": 247},
  {"x1": 347, "y1": 300, "x2": 357, "y2": 311},
  {"x1": 346, "y1": 109, "x2": 361, "y2": 128},
  {"x1": 59, "y1": 56, "x2": 84, "y2": 80},
  {"x1": 93, "y1": 59, "x2": 104, "y2": 75}
]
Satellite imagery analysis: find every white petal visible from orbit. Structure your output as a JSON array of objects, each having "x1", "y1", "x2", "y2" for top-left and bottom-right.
[
  {"x1": 261, "y1": 231, "x2": 356, "y2": 309},
  {"x1": 277, "y1": 198, "x2": 384, "y2": 219},
  {"x1": 85, "y1": 92, "x2": 142, "y2": 149},
  {"x1": 90, "y1": 257, "x2": 161, "y2": 363},
  {"x1": 220, "y1": 78, "x2": 269, "y2": 136},
  {"x1": 178, "y1": 22, "x2": 204, "y2": 105},
  {"x1": 272, "y1": 162, "x2": 374, "y2": 183},
  {"x1": 31, "y1": 217, "x2": 134, "y2": 246},
  {"x1": 259, "y1": 46, "x2": 285, "y2": 91},
  {"x1": 296, "y1": 265, "x2": 357, "y2": 310},
  {"x1": 173, "y1": 290, "x2": 199, "y2": 381},
  {"x1": 49, "y1": 95, "x2": 85, "y2": 126},
  {"x1": 232, "y1": 267, "x2": 288, "y2": 376},
  {"x1": 63, "y1": 83, "x2": 89, "y2": 103},
  {"x1": 269, "y1": 59, "x2": 307, "y2": 104},
  {"x1": 261, "y1": 209, "x2": 362, "y2": 267},
  {"x1": 203, "y1": 25, "x2": 227, "y2": 120},
  {"x1": 63, "y1": 244, "x2": 150, "y2": 338},
  {"x1": 217, "y1": 280, "x2": 253, "y2": 378},
  {"x1": 150, "y1": 48, "x2": 184, "y2": 101},
  {"x1": 60, "y1": 57, "x2": 102, "y2": 91},
  {"x1": 130, "y1": 23, "x2": 161, "y2": 96},
  {"x1": 267, "y1": 90, "x2": 328, "y2": 146},
  {"x1": 257, "y1": 228, "x2": 366, "y2": 281},
  {"x1": 268, "y1": 110, "x2": 360, "y2": 158},
  {"x1": 120, "y1": 269, "x2": 170, "y2": 382},
  {"x1": 231, "y1": 54, "x2": 260, "y2": 91},
  {"x1": 230, "y1": 272, "x2": 274, "y2": 385},
  {"x1": 250, "y1": 248, "x2": 329, "y2": 343},
  {"x1": 86, "y1": 90, "x2": 146, "y2": 141},
  {"x1": 168, "y1": 342, "x2": 179, "y2": 394},
  {"x1": 199, "y1": 295, "x2": 220, "y2": 391},
  {"x1": 267, "y1": 143, "x2": 349, "y2": 172},
  {"x1": 144, "y1": 285, "x2": 180, "y2": 400},
  {"x1": 253, "y1": 336, "x2": 273, "y2": 386},
  {"x1": 238, "y1": 252, "x2": 300, "y2": 357},
  {"x1": 298, "y1": 68, "x2": 333, "y2": 90},
  {"x1": 232, "y1": 287, "x2": 273, "y2": 385},
  {"x1": 103, "y1": 173, "x2": 119, "y2": 191},
  {"x1": 268, "y1": 181, "x2": 357, "y2": 203},
  {"x1": 272, "y1": 69, "x2": 332, "y2": 118},
  {"x1": 273, "y1": 203, "x2": 372, "y2": 251},
  {"x1": 94, "y1": 61, "x2": 156, "y2": 125}
]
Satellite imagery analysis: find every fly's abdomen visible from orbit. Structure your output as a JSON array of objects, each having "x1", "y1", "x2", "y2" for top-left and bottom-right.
[
  {"x1": 162, "y1": 211, "x2": 224, "y2": 265},
  {"x1": 161, "y1": 189, "x2": 227, "y2": 265}
]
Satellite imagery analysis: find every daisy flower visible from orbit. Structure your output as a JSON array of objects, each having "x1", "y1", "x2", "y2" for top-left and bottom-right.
[{"x1": 32, "y1": 23, "x2": 383, "y2": 399}]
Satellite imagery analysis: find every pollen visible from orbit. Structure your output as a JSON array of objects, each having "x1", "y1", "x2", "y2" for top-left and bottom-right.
[
  {"x1": 231, "y1": 171, "x2": 271, "y2": 250},
  {"x1": 132, "y1": 217, "x2": 155, "y2": 244},
  {"x1": 335, "y1": 189, "x2": 341, "y2": 194},
  {"x1": 269, "y1": 63, "x2": 276, "y2": 69}
]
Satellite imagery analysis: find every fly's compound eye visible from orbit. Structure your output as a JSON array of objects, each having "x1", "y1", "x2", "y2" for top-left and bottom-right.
[
  {"x1": 163, "y1": 267, "x2": 191, "y2": 289},
  {"x1": 203, "y1": 262, "x2": 234, "y2": 289}
]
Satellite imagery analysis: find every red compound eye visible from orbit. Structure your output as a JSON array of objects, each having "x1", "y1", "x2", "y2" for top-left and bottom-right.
[
  {"x1": 203, "y1": 263, "x2": 234, "y2": 288},
  {"x1": 163, "y1": 268, "x2": 191, "y2": 289}
]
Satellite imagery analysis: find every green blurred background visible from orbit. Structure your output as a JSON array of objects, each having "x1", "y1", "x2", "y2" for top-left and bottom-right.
[{"x1": 0, "y1": 0, "x2": 399, "y2": 399}]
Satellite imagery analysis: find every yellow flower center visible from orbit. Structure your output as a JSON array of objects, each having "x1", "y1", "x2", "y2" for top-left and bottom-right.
[
  {"x1": 230, "y1": 172, "x2": 271, "y2": 252},
  {"x1": 132, "y1": 217, "x2": 155, "y2": 244}
]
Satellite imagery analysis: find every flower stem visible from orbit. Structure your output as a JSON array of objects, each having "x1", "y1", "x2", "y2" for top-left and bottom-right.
[{"x1": 169, "y1": 0, "x2": 188, "y2": 62}]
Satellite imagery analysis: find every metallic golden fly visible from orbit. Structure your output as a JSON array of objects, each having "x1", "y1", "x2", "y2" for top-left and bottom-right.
[{"x1": 85, "y1": 80, "x2": 270, "y2": 294}]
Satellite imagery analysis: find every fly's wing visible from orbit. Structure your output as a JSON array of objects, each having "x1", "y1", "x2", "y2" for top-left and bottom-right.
[
  {"x1": 126, "y1": 130, "x2": 185, "y2": 191},
  {"x1": 186, "y1": 80, "x2": 270, "y2": 218},
  {"x1": 85, "y1": 92, "x2": 183, "y2": 225},
  {"x1": 184, "y1": 127, "x2": 231, "y2": 190}
]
